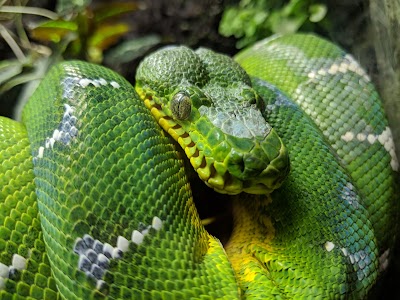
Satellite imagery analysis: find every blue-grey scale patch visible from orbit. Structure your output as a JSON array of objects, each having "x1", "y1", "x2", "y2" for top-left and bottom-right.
[
  {"x1": 73, "y1": 217, "x2": 163, "y2": 290},
  {"x1": 74, "y1": 234, "x2": 109, "y2": 290},
  {"x1": 56, "y1": 103, "x2": 78, "y2": 145},
  {"x1": 347, "y1": 249, "x2": 373, "y2": 281},
  {"x1": 341, "y1": 182, "x2": 359, "y2": 209},
  {"x1": 33, "y1": 103, "x2": 78, "y2": 164},
  {"x1": 253, "y1": 79, "x2": 297, "y2": 111},
  {"x1": 61, "y1": 76, "x2": 81, "y2": 100}
]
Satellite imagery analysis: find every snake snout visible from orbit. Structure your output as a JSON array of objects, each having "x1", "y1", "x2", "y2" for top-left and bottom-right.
[{"x1": 220, "y1": 130, "x2": 289, "y2": 195}]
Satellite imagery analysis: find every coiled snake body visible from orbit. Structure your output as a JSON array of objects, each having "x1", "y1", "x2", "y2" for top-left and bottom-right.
[{"x1": 0, "y1": 34, "x2": 398, "y2": 299}]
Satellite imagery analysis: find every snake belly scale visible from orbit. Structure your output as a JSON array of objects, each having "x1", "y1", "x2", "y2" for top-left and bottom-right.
[{"x1": 0, "y1": 33, "x2": 398, "y2": 299}]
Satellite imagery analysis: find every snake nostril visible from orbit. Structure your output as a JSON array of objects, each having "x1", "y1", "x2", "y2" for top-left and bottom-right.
[{"x1": 237, "y1": 159, "x2": 245, "y2": 174}]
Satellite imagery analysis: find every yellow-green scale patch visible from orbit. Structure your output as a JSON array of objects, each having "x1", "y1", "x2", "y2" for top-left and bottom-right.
[{"x1": 0, "y1": 117, "x2": 59, "y2": 299}]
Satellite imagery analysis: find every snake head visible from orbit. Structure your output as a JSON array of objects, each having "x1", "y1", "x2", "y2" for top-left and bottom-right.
[{"x1": 135, "y1": 46, "x2": 289, "y2": 195}]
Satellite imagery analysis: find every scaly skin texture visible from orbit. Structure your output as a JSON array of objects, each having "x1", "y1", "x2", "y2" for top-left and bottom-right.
[
  {"x1": 135, "y1": 46, "x2": 289, "y2": 195},
  {"x1": 235, "y1": 34, "x2": 399, "y2": 260},
  {"x1": 0, "y1": 117, "x2": 59, "y2": 299},
  {"x1": 226, "y1": 34, "x2": 398, "y2": 297},
  {"x1": 1, "y1": 62, "x2": 239, "y2": 299},
  {"x1": 0, "y1": 33, "x2": 398, "y2": 299}
]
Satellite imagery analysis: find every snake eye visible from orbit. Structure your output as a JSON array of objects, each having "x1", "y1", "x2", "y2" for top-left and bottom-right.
[{"x1": 171, "y1": 92, "x2": 191, "y2": 120}]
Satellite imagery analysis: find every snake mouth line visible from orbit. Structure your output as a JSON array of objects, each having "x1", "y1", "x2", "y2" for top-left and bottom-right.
[{"x1": 143, "y1": 96, "x2": 244, "y2": 194}]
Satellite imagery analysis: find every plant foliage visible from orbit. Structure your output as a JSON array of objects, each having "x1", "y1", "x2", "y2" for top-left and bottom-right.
[{"x1": 219, "y1": 0, "x2": 327, "y2": 48}]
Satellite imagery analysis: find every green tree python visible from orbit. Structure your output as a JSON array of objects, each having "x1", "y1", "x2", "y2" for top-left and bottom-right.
[{"x1": 0, "y1": 34, "x2": 398, "y2": 299}]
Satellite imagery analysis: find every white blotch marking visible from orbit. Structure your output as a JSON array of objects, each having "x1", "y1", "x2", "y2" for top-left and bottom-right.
[
  {"x1": 73, "y1": 217, "x2": 163, "y2": 289},
  {"x1": 52, "y1": 129, "x2": 61, "y2": 140},
  {"x1": 379, "y1": 248, "x2": 390, "y2": 272},
  {"x1": 96, "y1": 279, "x2": 106, "y2": 290},
  {"x1": 38, "y1": 146, "x2": 44, "y2": 158},
  {"x1": 308, "y1": 54, "x2": 371, "y2": 82},
  {"x1": 0, "y1": 263, "x2": 9, "y2": 278},
  {"x1": 378, "y1": 127, "x2": 398, "y2": 171},
  {"x1": 152, "y1": 216, "x2": 163, "y2": 231},
  {"x1": 341, "y1": 127, "x2": 398, "y2": 171},
  {"x1": 91, "y1": 80, "x2": 100, "y2": 88},
  {"x1": 79, "y1": 77, "x2": 120, "y2": 89},
  {"x1": 112, "y1": 248, "x2": 123, "y2": 259},
  {"x1": 44, "y1": 137, "x2": 56, "y2": 149},
  {"x1": 341, "y1": 131, "x2": 354, "y2": 142},
  {"x1": 367, "y1": 134, "x2": 377, "y2": 144},
  {"x1": 324, "y1": 241, "x2": 335, "y2": 252},
  {"x1": 110, "y1": 81, "x2": 120, "y2": 89},
  {"x1": 131, "y1": 230, "x2": 144, "y2": 245},
  {"x1": 341, "y1": 248, "x2": 348, "y2": 256},
  {"x1": 49, "y1": 138, "x2": 56, "y2": 149},
  {"x1": 356, "y1": 133, "x2": 366, "y2": 142},
  {"x1": 12, "y1": 254, "x2": 27, "y2": 271},
  {"x1": 117, "y1": 236, "x2": 129, "y2": 252},
  {"x1": 79, "y1": 78, "x2": 92, "y2": 88},
  {"x1": 98, "y1": 78, "x2": 107, "y2": 86}
]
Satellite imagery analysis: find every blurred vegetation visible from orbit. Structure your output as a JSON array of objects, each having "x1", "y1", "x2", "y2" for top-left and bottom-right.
[
  {"x1": 219, "y1": 0, "x2": 328, "y2": 48},
  {"x1": 0, "y1": 0, "x2": 330, "y2": 118},
  {"x1": 0, "y1": 0, "x2": 146, "y2": 117}
]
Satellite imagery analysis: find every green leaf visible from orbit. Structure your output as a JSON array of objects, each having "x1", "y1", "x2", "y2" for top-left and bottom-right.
[
  {"x1": 219, "y1": 0, "x2": 328, "y2": 49},
  {"x1": 87, "y1": 23, "x2": 131, "y2": 62},
  {"x1": 219, "y1": 8, "x2": 243, "y2": 38},
  {"x1": 30, "y1": 20, "x2": 78, "y2": 43},
  {"x1": 104, "y1": 35, "x2": 161, "y2": 65},
  {"x1": 270, "y1": 14, "x2": 306, "y2": 34},
  {"x1": 93, "y1": 2, "x2": 140, "y2": 24},
  {"x1": 0, "y1": 71, "x2": 39, "y2": 93},
  {"x1": 88, "y1": 23, "x2": 130, "y2": 50},
  {"x1": 309, "y1": 4, "x2": 327, "y2": 23}
]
